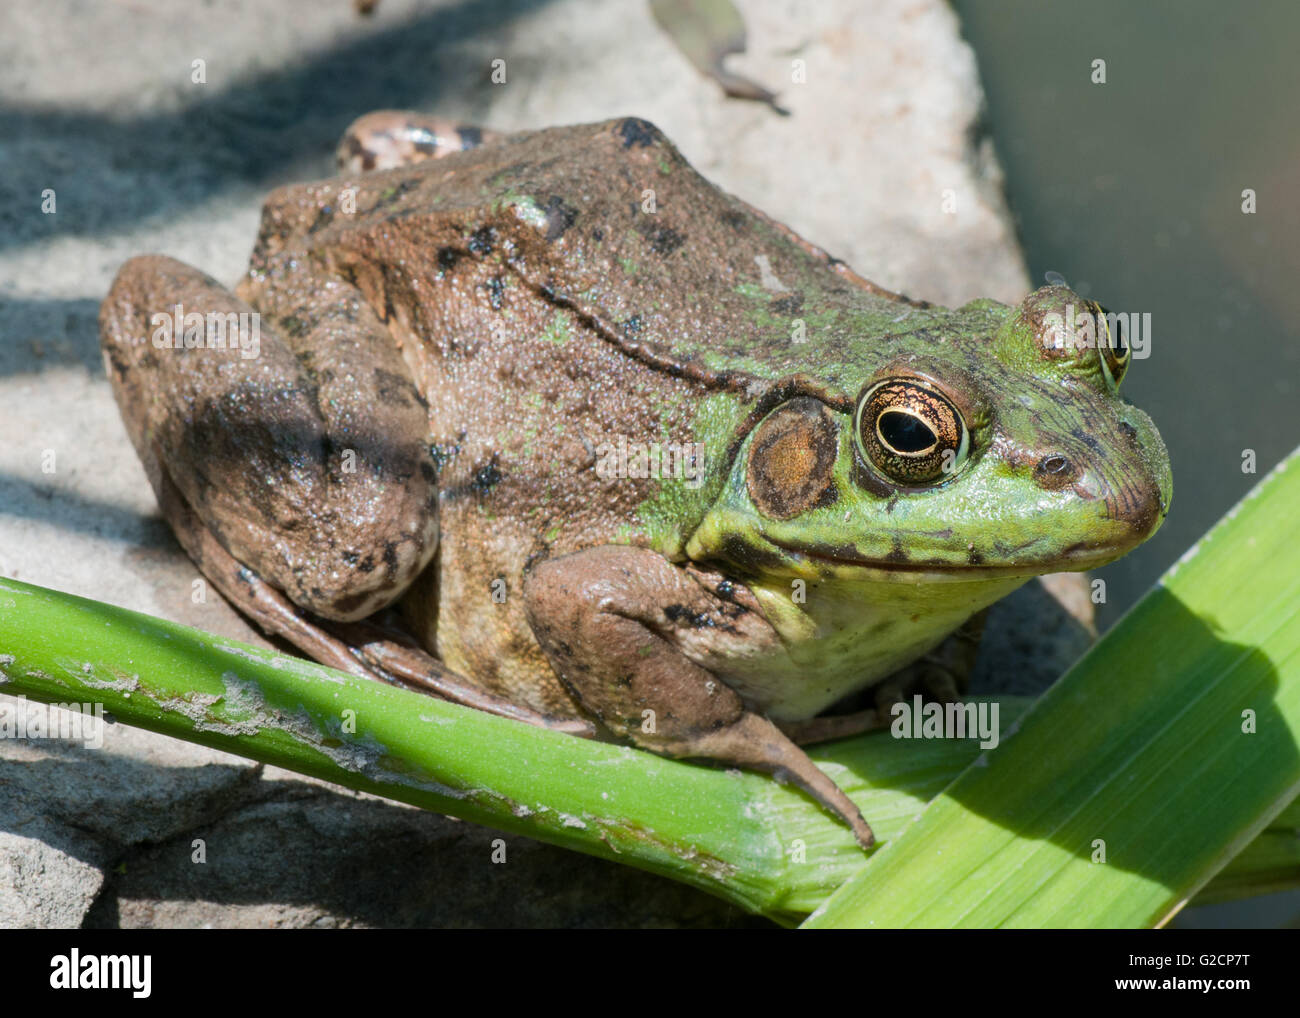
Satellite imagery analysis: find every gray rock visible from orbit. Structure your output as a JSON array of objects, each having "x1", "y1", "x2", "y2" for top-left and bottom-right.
[{"x1": 0, "y1": 0, "x2": 1084, "y2": 928}]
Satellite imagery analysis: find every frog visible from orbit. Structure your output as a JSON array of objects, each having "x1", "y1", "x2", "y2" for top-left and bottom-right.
[{"x1": 99, "y1": 112, "x2": 1171, "y2": 849}]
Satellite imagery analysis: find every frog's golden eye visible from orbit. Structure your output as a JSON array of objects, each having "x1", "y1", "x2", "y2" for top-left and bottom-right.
[
  {"x1": 1096, "y1": 304, "x2": 1130, "y2": 388},
  {"x1": 854, "y1": 380, "x2": 968, "y2": 486}
]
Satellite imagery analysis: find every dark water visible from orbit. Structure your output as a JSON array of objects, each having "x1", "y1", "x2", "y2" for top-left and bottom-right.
[{"x1": 953, "y1": 0, "x2": 1300, "y2": 628}]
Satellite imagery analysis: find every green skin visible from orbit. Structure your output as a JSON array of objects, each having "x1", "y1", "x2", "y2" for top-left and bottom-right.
[{"x1": 98, "y1": 115, "x2": 1171, "y2": 847}]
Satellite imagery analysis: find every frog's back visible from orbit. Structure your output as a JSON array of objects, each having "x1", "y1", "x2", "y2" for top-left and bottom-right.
[{"x1": 256, "y1": 117, "x2": 934, "y2": 396}]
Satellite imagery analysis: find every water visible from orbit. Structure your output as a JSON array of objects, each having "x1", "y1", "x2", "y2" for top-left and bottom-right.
[{"x1": 953, "y1": 0, "x2": 1300, "y2": 628}]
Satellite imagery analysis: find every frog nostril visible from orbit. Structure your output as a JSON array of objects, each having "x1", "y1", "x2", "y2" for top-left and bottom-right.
[{"x1": 1033, "y1": 454, "x2": 1077, "y2": 491}]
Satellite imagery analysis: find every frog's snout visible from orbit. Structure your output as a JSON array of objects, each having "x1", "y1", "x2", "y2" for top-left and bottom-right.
[{"x1": 1073, "y1": 407, "x2": 1173, "y2": 547}]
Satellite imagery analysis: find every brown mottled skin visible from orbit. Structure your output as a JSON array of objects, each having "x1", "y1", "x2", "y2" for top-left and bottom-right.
[{"x1": 99, "y1": 114, "x2": 1171, "y2": 847}]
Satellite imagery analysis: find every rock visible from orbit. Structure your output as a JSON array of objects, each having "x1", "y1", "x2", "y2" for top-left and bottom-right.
[{"x1": 0, "y1": 0, "x2": 1080, "y2": 928}]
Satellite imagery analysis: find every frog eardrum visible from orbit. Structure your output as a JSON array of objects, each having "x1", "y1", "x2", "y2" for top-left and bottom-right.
[{"x1": 853, "y1": 379, "x2": 970, "y2": 486}]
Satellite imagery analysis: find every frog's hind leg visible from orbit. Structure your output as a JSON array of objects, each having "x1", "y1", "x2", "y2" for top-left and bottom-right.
[
  {"x1": 101, "y1": 253, "x2": 439, "y2": 624},
  {"x1": 102, "y1": 255, "x2": 591, "y2": 735},
  {"x1": 336, "y1": 111, "x2": 502, "y2": 173}
]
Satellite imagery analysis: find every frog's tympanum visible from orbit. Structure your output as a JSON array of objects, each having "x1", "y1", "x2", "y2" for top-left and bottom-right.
[{"x1": 100, "y1": 114, "x2": 1171, "y2": 847}]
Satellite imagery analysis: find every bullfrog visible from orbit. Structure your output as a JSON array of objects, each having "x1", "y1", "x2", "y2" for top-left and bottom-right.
[{"x1": 99, "y1": 113, "x2": 1171, "y2": 848}]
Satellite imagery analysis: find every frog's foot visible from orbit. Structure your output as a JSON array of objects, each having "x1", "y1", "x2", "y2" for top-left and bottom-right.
[
  {"x1": 523, "y1": 546, "x2": 875, "y2": 849},
  {"x1": 778, "y1": 610, "x2": 988, "y2": 747},
  {"x1": 337, "y1": 111, "x2": 502, "y2": 173}
]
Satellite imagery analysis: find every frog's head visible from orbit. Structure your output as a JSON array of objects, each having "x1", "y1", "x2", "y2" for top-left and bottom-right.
[{"x1": 686, "y1": 285, "x2": 1172, "y2": 583}]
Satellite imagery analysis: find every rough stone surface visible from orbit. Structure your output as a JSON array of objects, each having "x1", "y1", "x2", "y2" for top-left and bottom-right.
[{"x1": 0, "y1": 0, "x2": 1084, "y2": 928}]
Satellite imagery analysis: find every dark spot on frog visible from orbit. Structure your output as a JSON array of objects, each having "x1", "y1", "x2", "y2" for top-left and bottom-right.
[
  {"x1": 429, "y1": 442, "x2": 460, "y2": 472},
  {"x1": 770, "y1": 293, "x2": 804, "y2": 315},
  {"x1": 543, "y1": 195, "x2": 578, "y2": 243},
  {"x1": 649, "y1": 227, "x2": 684, "y2": 256},
  {"x1": 485, "y1": 275, "x2": 505, "y2": 310},
  {"x1": 340, "y1": 133, "x2": 366, "y2": 162},
  {"x1": 720, "y1": 209, "x2": 747, "y2": 231},
  {"x1": 307, "y1": 207, "x2": 336, "y2": 234},
  {"x1": 715, "y1": 534, "x2": 785, "y2": 577},
  {"x1": 373, "y1": 178, "x2": 421, "y2": 210},
  {"x1": 664, "y1": 604, "x2": 714, "y2": 629},
  {"x1": 468, "y1": 226, "x2": 495, "y2": 255},
  {"x1": 885, "y1": 538, "x2": 908, "y2": 563},
  {"x1": 372, "y1": 367, "x2": 419, "y2": 407},
  {"x1": 280, "y1": 315, "x2": 308, "y2": 338},
  {"x1": 621, "y1": 314, "x2": 643, "y2": 338},
  {"x1": 618, "y1": 117, "x2": 661, "y2": 149},
  {"x1": 967, "y1": 545, "x2": 984, "y2": 566},
  {"x1": 538, "y1": 281, "x2": 572, "y2": 304},
  {"x1": 473, "y1": 458, "x2": 503, "y2": 494},
  {"x1": 436, "y1": 247, "x2": 459, "y2": 274},
  {"x1": 592, "y1": 227, "x2": 604, "y2": 242},
  {"x1": 457, "y1": 125, "x2": 484, "y2": 149},
  {"x1": 852, "y1": 456, "x2": 896, "y2": 499},
  {"x1": 419, "y1": 461, "x2": 436, "y2": 484},
  {"x1": 1070, "y1": 426, "x2": 1106, "y2": 458},
  {"x1": 1118, "y1": 420, "x2": 1139, "y2": 443}
]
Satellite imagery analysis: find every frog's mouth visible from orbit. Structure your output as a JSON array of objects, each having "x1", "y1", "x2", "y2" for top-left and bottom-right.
[{"x1": 766, "y1": 537, "x2": 1130, "y2": 582}]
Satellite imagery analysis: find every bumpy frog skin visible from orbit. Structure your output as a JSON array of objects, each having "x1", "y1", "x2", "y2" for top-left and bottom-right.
[{"x1": 99, "y1": 114, "x2": 1171, "y2": 847}]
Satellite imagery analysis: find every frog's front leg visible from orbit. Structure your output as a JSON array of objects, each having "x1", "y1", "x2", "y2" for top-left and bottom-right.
[{"x1": 523, "y1": 546, "x2": 875, "y2": 847}]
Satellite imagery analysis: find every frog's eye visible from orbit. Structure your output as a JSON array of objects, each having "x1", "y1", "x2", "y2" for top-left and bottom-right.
[
  {"x1": 854, "y1": 380, "x2": 968, "y2": 486},
  {"x1": 1096, "y1": 305, "x2": 1130, "y2": 388}
]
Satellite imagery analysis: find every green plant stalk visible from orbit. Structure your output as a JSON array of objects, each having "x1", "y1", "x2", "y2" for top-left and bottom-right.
[
  {"x1": 1, "y1": 575, "x2": 1021, "y2": 921},
  {"x1": 806, "y1": 446, "x2": 1300, "y2": 928}
]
